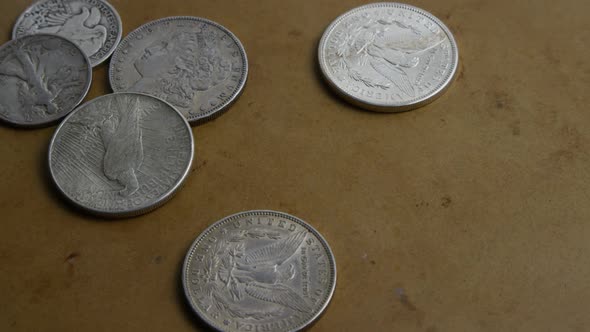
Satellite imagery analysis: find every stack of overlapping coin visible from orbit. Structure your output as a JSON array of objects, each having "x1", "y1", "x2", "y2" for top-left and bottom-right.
[
  {"x1": 1, "y1": 0, "x2": 461, "y2": 330},
  {"x1": 3, "y1": 0, "x2": 249, "y2": 216}
]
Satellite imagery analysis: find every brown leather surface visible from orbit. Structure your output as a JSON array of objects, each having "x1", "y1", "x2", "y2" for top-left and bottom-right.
[{"x1": 1, "y1": 0, "x2": 589, "y2": 331}]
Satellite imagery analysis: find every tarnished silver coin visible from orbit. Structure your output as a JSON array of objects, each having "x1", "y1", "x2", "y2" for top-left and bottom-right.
[
  {"x1": 0, "y1": 34, "x2": 91, "y2": 127},
  {"x1": 109, "y1": 16, "x2": 248, "y2": 124},
  {"x1": 318, "y1": 3, "x2": 459, "y2": 112},
  {"x1": 183, "y1": 210, "x2": 337, "y2": 332},
  {"x1": 48, "y1": 92, "x2": 194, "y2": 218},
  {"x1": 13, "y1": 0, "x2": 123, "y2": 67}
]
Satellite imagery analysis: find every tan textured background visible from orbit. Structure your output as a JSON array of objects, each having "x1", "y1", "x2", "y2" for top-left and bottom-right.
[{"x1": 1, "y1": 0, "x2": 589, "y2": 331}]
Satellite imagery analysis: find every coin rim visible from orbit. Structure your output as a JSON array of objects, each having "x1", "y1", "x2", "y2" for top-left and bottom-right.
[
  {"x1": 0, "y1": 33, "x2": 92, "y2": 128},
  {"x1": 12, "y1": 0, "x2": 123, "y2": 67},
  {"x1": 182, "y1": 210, "x2": 337, "y2": 332},
  {"x1": 318, "y1": 2, "x2": 459, "y2": 112},
  {"x1": 47, "y1": 92, "x2": 195, "y2": 218},
  {"x1": 108, "y1": 16, "x2": 249, "y2": 125}
]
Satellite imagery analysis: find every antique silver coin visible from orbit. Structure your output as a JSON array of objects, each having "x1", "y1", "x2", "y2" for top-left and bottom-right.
[
  {"x1": 182, "y1": 210, "x2": 337, "y2": 332},
  {"x1": 0, "y1": 34, "x2": 91, "y2": 127},
  {"x1": 13, "y1": 0, "x2": 123, "y2": 67},
  {"x1": 318, "y1": 2, "x2": 459, "y2": 112},
  {"x1": 109, "y1": 16, "x2": 248, "y2": 124},
  {"x1": 48, "y1": 92, "x2": 194, "y2": 217}
]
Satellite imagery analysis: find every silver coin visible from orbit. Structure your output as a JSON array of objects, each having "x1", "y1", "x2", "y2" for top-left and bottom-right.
[
  {"x1": 0, "y1": 34, "x2": 91, "y2": 127},
  {"x1": 13, "y1": 0, "x2": 123, "y2": 67},
  {"x1": 182, "y1": 210, "x2": 337, "y2": 332},
  {"x1": 48, "y1": 92, "x2": 194, "y2": 218},
  {"x1": 318, "y1": 3, "x2": 459, "y2": 112},
  {"x1": 109, "y1": 16, "x2": 248, "y2": 124}
]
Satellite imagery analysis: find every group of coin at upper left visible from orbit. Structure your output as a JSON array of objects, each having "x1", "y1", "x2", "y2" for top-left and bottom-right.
[{"x1": 1, "y1": 0, "x2": 248, "y2": 218}]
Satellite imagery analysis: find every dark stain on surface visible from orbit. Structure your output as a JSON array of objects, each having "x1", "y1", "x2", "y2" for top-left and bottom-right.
[
  {"x1": 29, "y1": 276, "x2": 53, "y2": 304},
  {"x1": 153, "y1": 255, "x2": 163, "y2": 264},
  {"x1": 510, "y1": 120, "x2": 521, "y2": 136},
  {"x1": 370, "y1": 260, "x2": 376, "y2": 265},
  {"x1": 494, "y1": 91, "x2": 510, "y2": 109},
  {"x1": 248, "y1": 101, "x2": 255, "y2": 107},
  {"x1": 484, "y1": 90, "x2": 518, "y2": 120},
  {"x1": 252, "y1": 110, "x2": 267, "y2": 121},
  {"x1": 193, "y1": 159, "x2": 208, "y2": 172},
  {"x1": 415, "y1": 201, "x2": 430, "y2": 208},
  {"x1": 544, "y1": 45, "x2": 560, "y2": 66},
  {"x1": 396, "y1": 288, "x2": 418, "y2": 311},
  {"x1": 288, "y1": 29, "x2": 303, "y2": 37},
  {"x1": 65, "y1": 252, "x2": 80, "y2": 275},
  {"x1": 546, "y1": 125, "x2": 585, "y2": 168},
  {"x1": 441, "y1": 195, "x2": 452, "y2": 208},
  {"x1": 548, "y1": 149, "x2": 575, "y2": 164},
  {"x1": 456, "y1": 61, "x2": 465, "y2": 82},
  {"x1": 65, "y1": 252, "x2": 80, "y2": 265}
]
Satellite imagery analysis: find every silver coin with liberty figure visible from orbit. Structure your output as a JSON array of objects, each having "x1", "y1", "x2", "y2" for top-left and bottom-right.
[
  {"x1": 0, "y1": 34, "x2": 91, "y2": 127},
  {"x1": 319, "y1": 2, "x2": 458, "y2": 112},
  {"x1": 48, "y1": 92, "x2": 194, "y2": 217},
  {"x1": 109, "y1": 16, "x2": 248, "y2": 124},
  {"x1": 183, "y1": 210, "x2": 337, "y2": 331},
  {"x1": 13, "y1": 0, "x2": 123, "y2": 67}
]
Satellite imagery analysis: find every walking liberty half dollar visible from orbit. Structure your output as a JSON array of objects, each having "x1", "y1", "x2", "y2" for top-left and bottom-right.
[
  {"x1": 0, "y1": 34, "x2": 91, "y2": 127},
  {"x1": 13, "y1": 0, "x2": 123, "y2": 67},
  {"x1": 182, "y1": 210, "x2": 337, "y2": 332},
  {"x1": 48, "y1": 93, "x2": 194, "y2": 217},
  {"x1": 109, "y1": 16, "x2": 248, "y2": 124},
  {"x1": 318, "y1": 3, "x2": 459, "y2": 112}
]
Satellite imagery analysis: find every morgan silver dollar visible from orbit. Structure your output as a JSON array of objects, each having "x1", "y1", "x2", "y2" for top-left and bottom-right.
[
  {"x1": 13, "y1": 0, "x2": 123, "y2": 67},
  {"x1": 0, "y1": 34, "x2": 91, "y2": 127},
  {"x1": 182, "y1": 210, "x2": 337, "y2": 332},
  {"x1": 109, "y1": 16, "x2": 248, "y2": 124},
  {"x1": 318, "y1": 2, "x2": 459, "y2": 112},
  {"x1": 48, "y1": 92, "x2": 194, "y2": 217}
]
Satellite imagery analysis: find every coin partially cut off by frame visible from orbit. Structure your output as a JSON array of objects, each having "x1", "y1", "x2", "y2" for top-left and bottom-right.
[
  {"x1": 13, "y1": 0, "x2": 123, "y2": 67},
  {"x1": 182, "y1": 210, "x2": 337, "y2": 332},
  {"x1": 48, "y1": 92, "x2": 194, "y2": 218},
  {"x1": 318, "y1": 2, "x2": 459, "y2": 112}
]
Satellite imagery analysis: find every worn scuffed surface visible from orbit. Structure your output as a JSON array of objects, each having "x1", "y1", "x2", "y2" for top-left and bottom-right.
[{"x1": 1, "y1": 0, "x2": 590, "y2": 331}]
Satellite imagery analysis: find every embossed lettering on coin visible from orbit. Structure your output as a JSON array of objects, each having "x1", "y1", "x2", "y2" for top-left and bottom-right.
[
  {"x1": 49, "y1": 93, "x2": 194, "y2": 217},
  {"x1": 183, "y1": 210, "x2": 336, "y2": 331},
  {"x1": 0, "y1": 34, "x2": 91, "y2": 127},
  {"x1": 110, "y1": 16, "x2": 248, "y2": 124},
  {"x1": 319, "y1": 3, "x2": 458, "y2": 112},
  {"x1": 13, "y1": 0, "x2": 123, "y2": 67}
]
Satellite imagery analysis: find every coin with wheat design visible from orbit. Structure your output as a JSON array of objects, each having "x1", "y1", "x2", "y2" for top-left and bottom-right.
[
  {"x1": 318, "y1": 2, "x2": 458, "y2": 112},
  {"x1": 109, "y1": 16, "x2": 248, "y2": 124},
  {"x1": 182, "y1": 210, "x2": 337, "y2": 331},
  {"x1": 0, "y1": 34, "x2": 91, "y2": 127},
  {"x1": 48, "y1": 92, "x2": 194, "y2": 218}
]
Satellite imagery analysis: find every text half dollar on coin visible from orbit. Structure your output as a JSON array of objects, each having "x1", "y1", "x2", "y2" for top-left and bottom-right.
[
  {"x1": 48, "y1": 93, "x2": 194, "y2": 218},
  {"x1": 109, "y1": 16, "x2": 248, "y2": 124},
  {"x1": 182, "y1": 211, "x2": 337, "y2": 332},
  {"x1": 318, "y1": 2, "x2": 459, "y2": 112},
  {"x1": 0, "y1": 34, "x2": 91, "y2": 128},
  {"x1": 13, "y1": 0, "x2": 122, "y2": 67}
]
